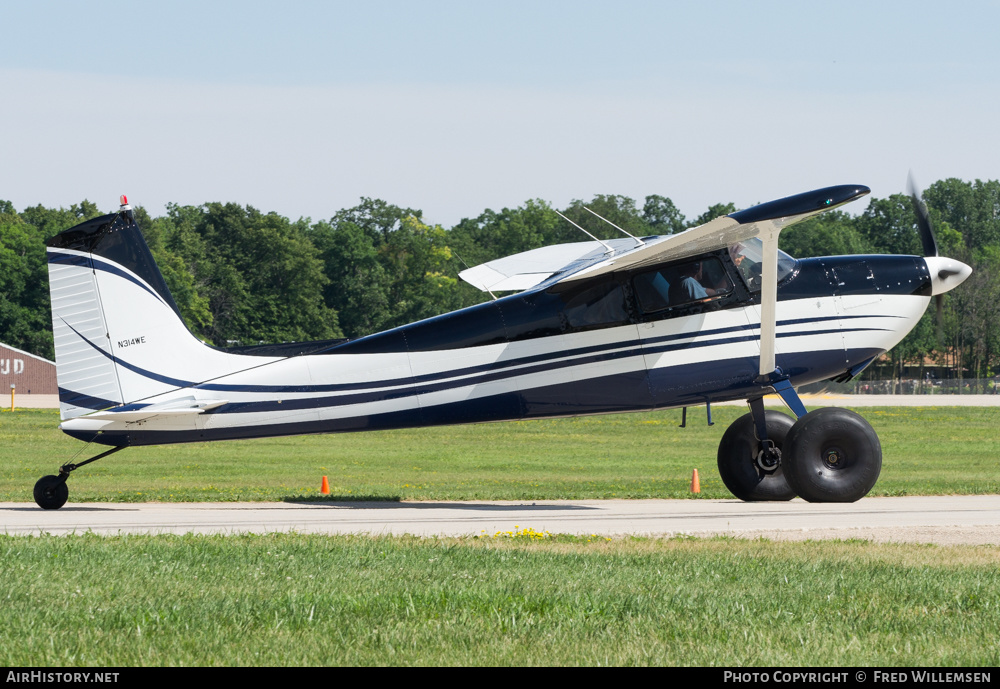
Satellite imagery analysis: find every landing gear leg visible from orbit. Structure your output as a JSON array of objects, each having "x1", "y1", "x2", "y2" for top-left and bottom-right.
[
  {"x1": 33, "y1": 446, "x2": 125, "y2": 510},
  {"x1": 717, "y1": 397, "x2": 797, "y2": 501}
]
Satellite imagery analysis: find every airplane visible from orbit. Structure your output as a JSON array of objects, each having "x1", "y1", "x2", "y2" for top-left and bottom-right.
[{"x1": 33, "y1": 185, "x2": 972, "y2": 510}]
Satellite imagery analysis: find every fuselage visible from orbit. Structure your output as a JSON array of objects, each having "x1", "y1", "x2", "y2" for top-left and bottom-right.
[{"x1": 58, "y1": 245, "x2": 933, "y2": 447}]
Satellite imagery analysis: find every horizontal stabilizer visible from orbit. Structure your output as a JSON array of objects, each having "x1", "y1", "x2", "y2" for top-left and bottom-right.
[{"x1": 84, "y1": 397, "x2": 228, "y2": 422}]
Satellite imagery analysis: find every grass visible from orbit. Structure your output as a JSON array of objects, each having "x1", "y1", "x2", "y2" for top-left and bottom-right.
[
  {"x1": 1, "y1": 407, "x2": 999, "y2": 503},
  {"x1": 0, "y1": 532, "x2": 997, "y2": 666},
  {"x1": 2, "y1": 407, "x2": 998, "y2": 667}
]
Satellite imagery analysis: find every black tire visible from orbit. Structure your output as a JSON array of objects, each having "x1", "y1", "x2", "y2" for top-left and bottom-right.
[
  {"x1": 34, "y1": 475, "x2": 68, "y2": 510},
  {"x1": 783, "y1": 407, "x2": 881, "y2": 503},
  {"x1": 717, "y1": 411, "x2": 797, "y2": 501}
]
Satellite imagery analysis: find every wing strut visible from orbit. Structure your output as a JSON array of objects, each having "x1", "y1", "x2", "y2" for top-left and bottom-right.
[
  {"x1": 757, "y1": 227, "x2": 780, "y2": 379},
  {"x1": 754, "y1": 226, "x2": 807, "y2": 419}
]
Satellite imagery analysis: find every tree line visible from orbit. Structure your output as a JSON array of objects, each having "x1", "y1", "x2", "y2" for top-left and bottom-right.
[{"x1": 2, "y1": 178, "x2": 999, "y2": 384}]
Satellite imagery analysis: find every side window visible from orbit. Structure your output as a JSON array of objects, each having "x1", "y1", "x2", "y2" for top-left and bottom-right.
[
  {"x1": 633, "y1": 256, "x2": 733, "y2": 315},
  {"x1": 633, "y1": 270, "x2": 671, "y2": 313},
  {"x1": 561, "y1": 280, "x2": 628, "y2": 330}
]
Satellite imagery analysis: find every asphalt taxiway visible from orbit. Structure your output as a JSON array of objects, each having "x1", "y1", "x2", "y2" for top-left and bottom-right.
[{"x1": 3, "y1": 496, "x2": 998, "y2": 545}]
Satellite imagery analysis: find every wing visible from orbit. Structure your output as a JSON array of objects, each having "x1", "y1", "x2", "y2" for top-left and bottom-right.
[
  {"x1": 458, "y1": 239, "x2": 635, "y2": 292},
  {"x1": 559, "y1": 185, "x2": 871, "y2": 284},
  {"x1": 459, "y1": 184, "x2": 871, "y2": 380},
  {"x1": 459, "y1": 185, "x2": 870, "y2": 293}
]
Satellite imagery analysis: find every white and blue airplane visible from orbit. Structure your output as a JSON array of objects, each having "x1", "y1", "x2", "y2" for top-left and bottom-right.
[{"x1": 34, "y1": 185, "x2": 971, "y2": 509}]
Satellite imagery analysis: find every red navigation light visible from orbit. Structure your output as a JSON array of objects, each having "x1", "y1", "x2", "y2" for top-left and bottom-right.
[{"x1": 120, "y1": 194, "x2": 128, "y2": 206}]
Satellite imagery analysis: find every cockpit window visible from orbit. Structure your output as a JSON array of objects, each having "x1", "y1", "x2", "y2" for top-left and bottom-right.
[
  {"x1": 729, "y1": 238, "x2": 797, "y2": 291},
  {"x1": 561, "y1": 280, "x2": 628, "y2": 329},
  {"x1": 633, "y1": 256, "x2": 733, "y2": 315}
]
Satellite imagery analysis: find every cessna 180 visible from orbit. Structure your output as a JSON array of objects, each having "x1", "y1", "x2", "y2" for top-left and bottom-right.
[{"x1": 34, "y1": 184, "x2": 971, "y2": 509}]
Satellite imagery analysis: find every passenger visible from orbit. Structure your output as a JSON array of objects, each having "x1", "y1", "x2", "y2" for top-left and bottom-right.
[{"x1": 671, "y1": 261, "x2": 718, "y2": 304}]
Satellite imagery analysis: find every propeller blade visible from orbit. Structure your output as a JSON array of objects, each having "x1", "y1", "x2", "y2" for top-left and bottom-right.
[
  {"x1": 935, "y1": 293, "x2": 944, "y2": 340},
  {"x1": 907, "y1": 172, "x2": 938, "y2": 257}
]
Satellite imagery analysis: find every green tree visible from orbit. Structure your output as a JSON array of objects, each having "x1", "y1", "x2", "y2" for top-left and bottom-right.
[
  {"x1": 560, "y1": 194, "x2": 650, "y2": 242},
  {"x1": 448, "y1": 199, "x2": 562, "y2": 267},
  {"x1": 642, "y1": 194, "x2": 686, "y2": 235},
  {"x1": 924, "y1": 178, "x2": 1000, "y2": 252},
  {"x1": 20, "y1": 200, "x2": 103, "y2": 240},
  {"x1": 331, "y1": 197, "x2": 422, "y2": 244},
  {"x1": 689, "y1": 202, "x2": 737, "y2": 228},
  {"x1": 0, "y1": 204, "x2": 53, "y2": 358},
  {"x1": 853, "y1": 194, "x2": 926, "y2": 255},
  {"x1": 132, "y1": 206, "x2": 214, "y2": 337},
  {"x1": 311, "y1": 198, "x2": 433, "y2": 339},
  {"x1": 158, "y1": 203, "x2": 339, "y2": 346},
  {"x1": 308, "y1": 218, "x2": 391, "y2": 339},
  {"x1": 779, "y1": 210, "x2": 870, "y2": 258},
  {"x1": 940, "y1": 247, "x2": 1000, "y2": 389},
  {"x1": 381, "y1": 216, "x2": 465, "y2": 329}
]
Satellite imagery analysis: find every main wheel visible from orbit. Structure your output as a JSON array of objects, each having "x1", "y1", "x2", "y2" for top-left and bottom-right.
[
  {"x1": 783, "y1": 407, "x2": 881, "y2": 503},
  {"x1": 34, "y1": 475, "x2": 68, "y2": 510},
  {"x1": 717, "y1": 411, "x2": 796, "y2": 501}
]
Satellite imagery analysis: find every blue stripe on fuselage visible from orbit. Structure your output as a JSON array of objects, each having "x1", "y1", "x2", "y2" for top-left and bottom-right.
[
  {"x1": 207, "y1": 325, "x2": 885, "y2": 416},
  {"x1": 77, "y1": 346, "x2": 886, "y2": 446},
  {"x1": 78, "y1": 311, "x2": 899, "y2": 398}
]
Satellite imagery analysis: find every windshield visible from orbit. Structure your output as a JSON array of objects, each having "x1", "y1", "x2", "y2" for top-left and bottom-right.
[{"x1": 730, "y1": 237, "x2": 797, "y2": 290}]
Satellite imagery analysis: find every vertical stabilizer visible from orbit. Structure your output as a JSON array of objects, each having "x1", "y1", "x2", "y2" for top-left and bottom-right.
[
  {"x1": 46, "y1": 203, "x2": 188, "y2": 420},
  {"x1": 46, "y1": 201, "x2": 274, "y2": 423}
]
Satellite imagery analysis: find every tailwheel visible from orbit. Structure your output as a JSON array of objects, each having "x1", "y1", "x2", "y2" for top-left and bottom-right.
[
  {"x1": 32, "y1": 446, "x2": 125, "y2": 510},
  {"x1": 783, "y1": 407, "x2": 881, "y2": 503},
  {"x1": 34, "y1": 475, "x2": 69, "y2": 510},
  {"x1": 717, "y1": 410, "x2": 796, "y2": 501}
]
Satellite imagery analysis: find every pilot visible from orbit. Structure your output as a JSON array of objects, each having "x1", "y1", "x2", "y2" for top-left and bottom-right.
[
  {"x1": 729, "y1": 243, "x2": 745, "y2": 268},
  {"x1": 729, "y1": 242, "x2": 759, "y2": 287},
  {"x1": 672, "y1": 261, "x2": 717, "y2": 303},
  {"x1": 728, "y1": 242, "x2": 749, "y2": 275}
]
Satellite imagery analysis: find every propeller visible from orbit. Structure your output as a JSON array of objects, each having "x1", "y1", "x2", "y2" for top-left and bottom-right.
[
  {"x1": 907, "y1": 172, "x2": 938, "y2": 259},
  {"x1": 907, "y1": 173, "x2": 946, "y2": 335}
]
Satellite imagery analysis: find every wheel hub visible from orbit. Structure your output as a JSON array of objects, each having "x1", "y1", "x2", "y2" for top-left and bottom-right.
[
  {"x1": 823, "y1": 447, "x2": 845, "y2": 469},
  {"x1": 755, "y1": 441, "x2": 781, "y2": 473}
]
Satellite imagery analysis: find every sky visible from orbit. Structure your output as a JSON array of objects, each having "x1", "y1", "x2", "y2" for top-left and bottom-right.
[{"x1": 2, "y1": 0, "x2": 998, "y2": 228}]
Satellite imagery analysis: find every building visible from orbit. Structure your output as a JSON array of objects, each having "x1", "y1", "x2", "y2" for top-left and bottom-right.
[{"x1": 0, "y1": 343, "x2": 57, "y2": 395}]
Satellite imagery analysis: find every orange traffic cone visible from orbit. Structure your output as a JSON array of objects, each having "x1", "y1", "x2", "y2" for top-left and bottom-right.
[
  {"x1": 321, "y1": 476, "x2": 330, "y2": 495},
  {"x1": 690, "y1": 469, "x2": 700, "y2": 494}
]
